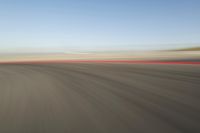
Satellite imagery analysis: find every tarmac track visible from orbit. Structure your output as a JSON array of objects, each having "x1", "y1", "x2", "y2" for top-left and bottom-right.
[{"x1": 0, "y1": 63, "x2": 199, "y2": 133}]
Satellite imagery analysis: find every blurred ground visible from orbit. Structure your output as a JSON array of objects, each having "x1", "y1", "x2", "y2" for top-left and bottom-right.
[
  {"x1": 0, "y1": 51, "x2": 200, "y2": 62},
  {"x1": 0, "y1": 63, "x2": 199, "y2": 133}
]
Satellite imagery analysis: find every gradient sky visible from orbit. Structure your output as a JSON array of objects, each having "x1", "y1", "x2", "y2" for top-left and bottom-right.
[{"x1": 0, "y1": 0, "x2": 200, "y2": 52}]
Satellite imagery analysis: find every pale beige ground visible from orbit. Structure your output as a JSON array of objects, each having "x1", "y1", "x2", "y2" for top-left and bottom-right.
[{"x1": 0, "y1": 51, "x2": 200, "y2": 62}]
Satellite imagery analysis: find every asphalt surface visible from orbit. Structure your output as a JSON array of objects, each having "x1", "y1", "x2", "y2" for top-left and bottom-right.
[{"x1": 0, "y1": 63, "x2": 199, "y2": 133}]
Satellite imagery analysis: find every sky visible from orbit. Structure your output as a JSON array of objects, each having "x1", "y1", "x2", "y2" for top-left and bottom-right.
[{"x1": 0, "y1": 0, "x2": 200, "y2": 52}]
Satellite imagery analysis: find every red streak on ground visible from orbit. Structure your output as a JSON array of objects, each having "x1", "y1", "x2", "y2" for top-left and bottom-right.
[{"x1": 0, "y1": 60, "x2": 200, "y2": 65}]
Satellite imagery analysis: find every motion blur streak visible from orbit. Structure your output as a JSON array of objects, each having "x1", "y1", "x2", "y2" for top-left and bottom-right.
[
  {"x1": 0, "y1": 63, "x2": 199, "y2": 133},
  {"x1": 0, "y1": 60, "x2": 200, "y2": 65}
]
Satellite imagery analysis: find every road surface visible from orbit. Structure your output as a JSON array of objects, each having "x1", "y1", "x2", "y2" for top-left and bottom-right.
[{"x1": 0, "y1": 63, "x2": 199, "y2": 133}]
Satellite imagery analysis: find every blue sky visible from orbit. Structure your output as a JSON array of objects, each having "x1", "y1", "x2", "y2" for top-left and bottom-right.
[{"x1": 0, "y1": 0, "x2": 200, "y2": 52}]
